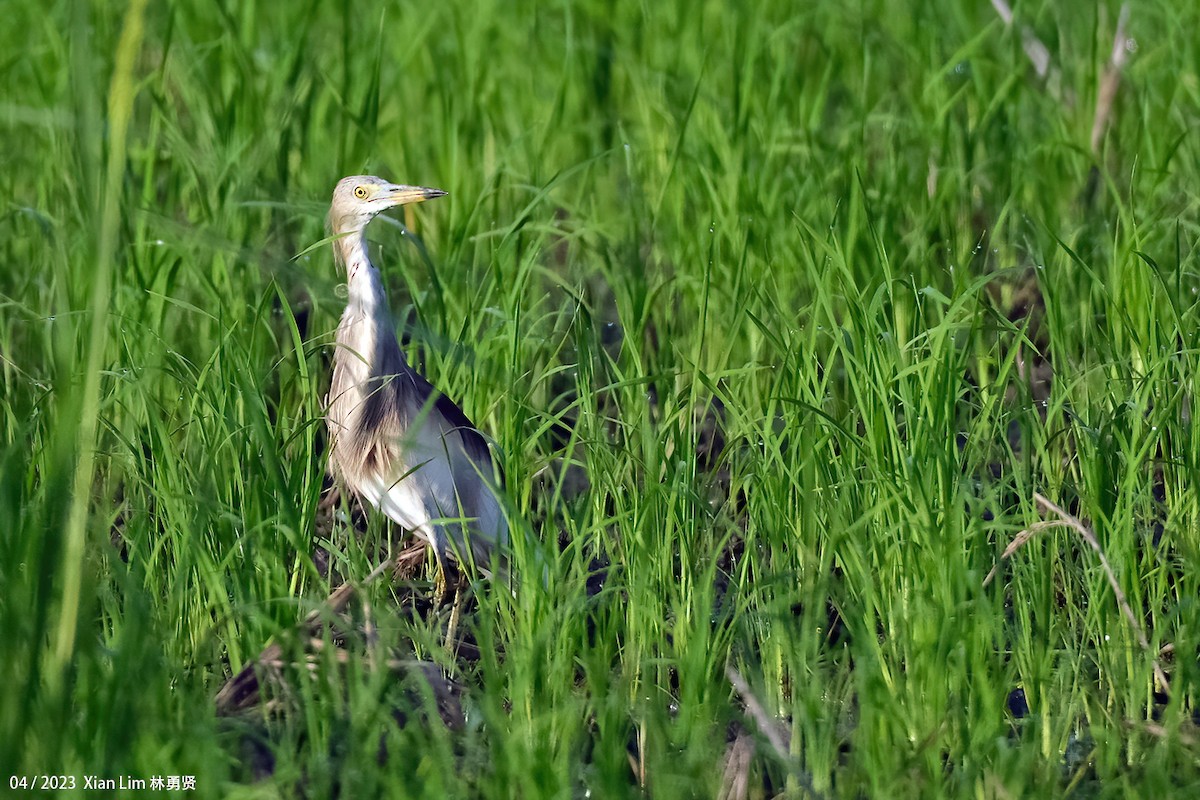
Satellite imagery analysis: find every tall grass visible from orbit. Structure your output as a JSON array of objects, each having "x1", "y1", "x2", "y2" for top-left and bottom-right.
[{"x1": 2, "y1": 0, "x2": 1198, "y2": 796}]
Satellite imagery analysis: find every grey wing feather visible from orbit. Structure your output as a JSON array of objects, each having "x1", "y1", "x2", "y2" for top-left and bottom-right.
[
  {"x1": 327, "y1": 316, "x2": 506, "y2": 569},
  {"x1": 371, "y1": 368, "x2": 507, "y2": 559}
]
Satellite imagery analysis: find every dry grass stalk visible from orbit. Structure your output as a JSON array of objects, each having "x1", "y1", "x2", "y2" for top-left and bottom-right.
[
  {"x1": 717, "y1": 730, "x2": 755, "y2": 800},
  {"x1": 726, "y1": 666, "x2": 791, "y2": 760},
  {"x1": 1131, "y1": 720, "x2": 1198, "y2": 747},
  {"x1": 983, "y1": 520, "x2": 1071, "y2": 587},
  {"x1": 989, "y1": 0, "x2": 1051, "y2": 77},
  {"x1": 214, "y1": 556, "x2": 396, "y2": 715},
  {"x1": 725, "y1": 666, "x2": 825, "y2": 799},
  {"x1": 1090, "y1": 4, "x2": 1132, "y2": 155},
  {"x1": 990, "y1": 0, "x2": 1065, "y2": 102},
  {"x1": 1033, "y1": 493, "x2": 1170, "y2": 694}
]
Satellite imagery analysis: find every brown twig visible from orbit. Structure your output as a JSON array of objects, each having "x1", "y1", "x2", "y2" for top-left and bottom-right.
[
  {"x1": 214, "y1": 556, "x2": 394, "y2": 715},
  {"x1": 718, "y1": 731, "x2": 756, "y2": 800}
]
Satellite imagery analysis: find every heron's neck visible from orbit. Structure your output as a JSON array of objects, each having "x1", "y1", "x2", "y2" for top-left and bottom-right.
[{"x1": 337, "y1": 232, "x2": 389, "y2": 315}]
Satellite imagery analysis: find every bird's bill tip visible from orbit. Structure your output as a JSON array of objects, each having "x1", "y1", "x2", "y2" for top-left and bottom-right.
[{"x1": 384, "y1": 184, "x2": 448, "y2": 206}]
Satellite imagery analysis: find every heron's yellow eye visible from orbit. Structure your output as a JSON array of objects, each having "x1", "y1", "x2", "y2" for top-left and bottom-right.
[{"x1": 353, "y1": 186, "x2": 369, "y2": 199}]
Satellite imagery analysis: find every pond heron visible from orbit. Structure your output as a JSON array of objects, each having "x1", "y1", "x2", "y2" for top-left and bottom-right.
[{"x1": 324, "y1": 175, "x2": 507, "y2": 583}]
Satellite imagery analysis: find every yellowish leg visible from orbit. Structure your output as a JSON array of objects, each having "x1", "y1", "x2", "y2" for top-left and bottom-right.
[
  {"x1": 444, "y1": 580, "x2": 464, "y2": 655},
  {"x1": 432, "y1": 549, "x2": 463, "y2": 653},
  {"x1": 433, "y1": 554, "x2": 448, "y2": 602}
]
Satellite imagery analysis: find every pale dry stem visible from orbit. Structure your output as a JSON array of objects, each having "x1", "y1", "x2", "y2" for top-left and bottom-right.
[
  {"x1": 725, "y1": 665, "x2": 825, "y2": 799},
  {"x1": 1090, "y1": 4, "x2": 1132, "y2": 155},
  {"x1": 1032, "y1": 492, "x2": 1170, "y2": 694}
]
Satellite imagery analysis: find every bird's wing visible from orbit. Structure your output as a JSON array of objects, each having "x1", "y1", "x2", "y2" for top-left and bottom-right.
[{"x1": 366, "y1": 368, "x2": 507, "y2": 563}]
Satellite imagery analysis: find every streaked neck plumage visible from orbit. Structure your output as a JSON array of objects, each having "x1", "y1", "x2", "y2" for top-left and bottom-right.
[
  {"x1": 331, "y1": 224, "x2": 408, "y2": 383},
  {"x1": 336, "y1": 230, "x2": 389, "y2": 313}
]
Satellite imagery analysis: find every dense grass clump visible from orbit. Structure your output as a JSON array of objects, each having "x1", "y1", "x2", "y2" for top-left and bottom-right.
[{"x1": 3, "y1": 0, "x2": 1199, "y2": 796}]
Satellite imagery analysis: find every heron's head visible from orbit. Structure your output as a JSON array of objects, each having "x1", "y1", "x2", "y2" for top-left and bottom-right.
[{"x1": 328, "y1": 175, "x2": 447, "y2": 236}]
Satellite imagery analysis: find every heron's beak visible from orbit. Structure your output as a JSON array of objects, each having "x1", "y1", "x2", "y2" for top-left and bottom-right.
[{"x1": 383, "y1": 184, "x2": 447, "y2": 207}]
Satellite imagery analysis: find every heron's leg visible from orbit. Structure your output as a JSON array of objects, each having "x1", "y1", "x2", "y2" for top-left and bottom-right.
[
  {"x1": 432, "y1": 547, "x2": 449, "y2": 603},
  {"x1": 436, "y1": 547, "x2": 464, "y2": 654},
  {"x1": 444, "y1": 579, "x2": 465, "y2": 655}
]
